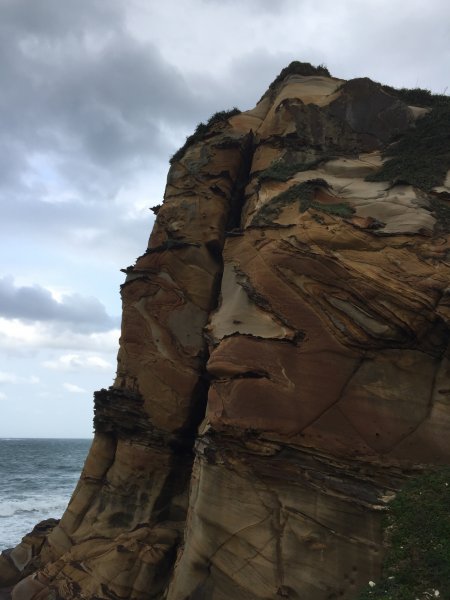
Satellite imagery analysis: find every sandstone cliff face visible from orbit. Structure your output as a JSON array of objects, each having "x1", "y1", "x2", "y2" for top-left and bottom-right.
[{"x1": 1, "y1": 62, "x2": 450, "y2": 600}]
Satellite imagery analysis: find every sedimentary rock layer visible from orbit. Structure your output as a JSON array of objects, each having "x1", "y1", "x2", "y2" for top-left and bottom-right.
[{"x1": 1, "y1": 62, "x2": 449, "y2": 600}]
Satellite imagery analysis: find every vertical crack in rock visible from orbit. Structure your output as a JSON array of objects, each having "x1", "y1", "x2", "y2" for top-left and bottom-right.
[
  {"x1": 226, "y1": 131, "x2": 255, "y2": 231},
  {"x1": 89, "y1": 126, "x2": 257, "y2": 596}
]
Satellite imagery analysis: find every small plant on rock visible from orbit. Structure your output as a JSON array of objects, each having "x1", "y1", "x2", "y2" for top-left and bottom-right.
[
  {"x1": 170, "y1": 107, "x2": 241, "y2": 164},
  {"x1": 366, "y1": 97, "x2": 450, "y2": 191}
]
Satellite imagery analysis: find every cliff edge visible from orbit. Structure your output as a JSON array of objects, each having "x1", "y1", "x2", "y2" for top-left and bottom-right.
[{"x1": 1, "y1": 61, "x2": 450, "y2": 600}]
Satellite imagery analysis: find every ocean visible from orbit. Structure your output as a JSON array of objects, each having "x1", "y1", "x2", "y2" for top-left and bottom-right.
[{"x1": 0, "y1": 438, "x2": 92, "y2": 551}]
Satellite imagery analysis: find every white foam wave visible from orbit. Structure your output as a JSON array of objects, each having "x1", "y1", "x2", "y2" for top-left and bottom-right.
[
  {"x1": 0, "y1": 495, "x2": 71, "y2": 550},
  {"x1": 0, "y1": 495, "x2": 69, "y2": 518}
]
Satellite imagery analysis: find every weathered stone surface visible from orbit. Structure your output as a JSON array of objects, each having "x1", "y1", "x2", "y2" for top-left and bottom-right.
[
  {"x1": 2, "y1": 62, "x2": 450, "y2": 600},
  {"x1": 166, "y1": 435, "x2": 398, "y2": 600},
  {"x1": 0, "y1": 520, "x2": 58, "y2": 588}
]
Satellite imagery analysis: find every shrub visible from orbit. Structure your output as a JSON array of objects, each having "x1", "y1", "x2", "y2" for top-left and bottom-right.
[
  {"x1": 267, "y1": 61, "x2": 331, "y2": 95},
  {"x1": 206, "y1": 108, "x2": 241, "y2": 128},
  {"x1": 366, "y1": 104, "x2": 450, "y2": 191},
  {"x1": 357, "y1": 468, "x2": 450, "y2": 600},
  {"x1": 170, "y1": 107, "x2": 241, "y2": 164},
  {"x1": 381, "y1": 84, "x2": 450, "y2": 109}
]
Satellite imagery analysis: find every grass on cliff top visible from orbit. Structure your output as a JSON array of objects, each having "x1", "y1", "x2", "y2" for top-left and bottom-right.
[
  {"x1": 366, "y1": 103, "x2": 450, "y2": 191},
  {"x1": 380, "y1": 84, "x2": 450, "y2": 109},
  {"x1": 252, "y1": 179, "x2": 354, "y2": 225},
  {"x1": 358, "y1": 468, "x2": 450, "y2": 600},
  {"x1": 170, "y1": 107, "x2": 241, "y2": 164},
  {"x1": 258, "y1": 61, "x2": 331, "y2": 102}
]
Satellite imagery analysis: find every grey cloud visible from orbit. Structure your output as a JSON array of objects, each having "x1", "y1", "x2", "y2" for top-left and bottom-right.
[
  {"x1": 0, "y1": 0, "x2": 246, "y2": 274},
  {"x1": 201, "y1": 0, "x2": 291, "y2": 13},
  {"x1": 0, "y1": 156, "x2": 160, "y2": 258},
  {"x1": 0, "y1": 138, "x2": 28, "y2": 187},
  {"x1": 0, "y1": 276, "x2": 119, "y2": 332},
  {"x1": 0, "y1": 0, "x2": 309, "y2": 220},
  {"x1": 0, "y1": 0, "x2": 121, "y2": 39},
  {"x1": 222, "y1": 50, "x2": 302, "y2": 108},
  {"x1": 0, "y1": 0, "x2": 212, "y2": 201},
  {"x1": 1, "y1": 193, "x2": 106, "y2": 237}
]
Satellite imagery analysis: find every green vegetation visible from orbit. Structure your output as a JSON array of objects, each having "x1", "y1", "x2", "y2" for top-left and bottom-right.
[
  {"x1": 259, "y1": 157, "x2": 326, "y2": 182},
  {"x1": 252, "y1": 179, "x2": 354, "y2": 225},
  {"x1": 266, "y1": 61, "x2": 331, "y2": 96},
  {"x1": 170, "y1": 107, "x2": 241, "y2": 164},
  {"x1": 310, "y1": 201, "x2": 355, "y2": 217},
  {"x1": 381, "y1": 84, "x2": 450, "y2": 109},
  {"x1": 430, "y1": 196, "x2": 450, "y2": 234},
  {"x1": 366, "y1": 104, "x2": 450, "y2": 190},
  {"x1": 358, "y1": 468, "x2": 450, "y2": 600},
  {"x1": 205, "y1": 108, "x2": 241, "y2": 127}
]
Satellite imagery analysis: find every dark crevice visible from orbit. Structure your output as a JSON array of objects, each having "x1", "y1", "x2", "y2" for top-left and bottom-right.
[
  {"x1": 208, "y1": 370, "x2": 270, "y2": 382},
  {"x1": 179, "y1": 373, "x2": 211, "y2": 443},
  {"x1": 145, "y1": 240, "x2": 200, "y2": 253},
  {"x1": 208, "y1": 268, "x2": 224, "y2": 314},
  {"x1": 101, "y1": 127, "x2": 257, "y2": 594},
  {"x1": 205, "y1": 239, "x2": 223, "y2": 263},
  {"x1": 232, "y1": 370, "x2": 269, "y2": 379},
  {"x1": 186, "y1": 132, "x2": 257, "y2": 431},
  {"x1": 226, "y1": 131, "x2": 255, "y2": 230},
  {"x1": 147, "y1": 130, "x2": 259, "y2": 588}
]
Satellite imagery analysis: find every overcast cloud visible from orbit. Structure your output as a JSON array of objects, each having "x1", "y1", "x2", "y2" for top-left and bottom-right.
[
  {"x1": 0, "y1": 0, "x2": 449, "y2": 437},
  {"x1": 0, "y1": 276, "x2": 117, "y2": 331}
]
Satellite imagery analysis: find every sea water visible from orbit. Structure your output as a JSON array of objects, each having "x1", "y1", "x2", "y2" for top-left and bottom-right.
[{"x1": 0, "y1": 438, "x2": 91, "y2": 551}]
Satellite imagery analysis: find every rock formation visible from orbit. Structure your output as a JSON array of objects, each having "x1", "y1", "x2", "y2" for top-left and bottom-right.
[{"x1": 1, "y1": 61, "x2": 450, "y2": 600}]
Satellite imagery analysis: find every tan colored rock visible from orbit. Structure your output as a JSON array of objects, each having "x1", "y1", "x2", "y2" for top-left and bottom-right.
[
  {"x1": 2, "y1": 62, "x2": 450, "y2": 600},
  {"x1": 166, "y1": 439, "x2": 388, "y2": 600}
]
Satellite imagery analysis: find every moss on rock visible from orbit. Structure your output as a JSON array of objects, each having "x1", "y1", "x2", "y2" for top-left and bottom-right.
[
  {"x1": 366, "y1": 104, "x2": 450, "y2": 191},
  {"x1": 258, "y1": 157, "x2": 326, "y2": 182},
  {"x1": 252, "y1": 179, "x2": 353, "y2": 225}
]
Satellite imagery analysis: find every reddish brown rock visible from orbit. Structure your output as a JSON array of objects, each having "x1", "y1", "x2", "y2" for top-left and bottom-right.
[{"x1": 2, "y1": 62, "x2": 450, "y2": 600}]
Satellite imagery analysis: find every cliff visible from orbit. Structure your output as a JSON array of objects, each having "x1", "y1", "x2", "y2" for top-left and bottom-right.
[{"x1": 1, "y1": 61, "x2": 450, "y2": 600}]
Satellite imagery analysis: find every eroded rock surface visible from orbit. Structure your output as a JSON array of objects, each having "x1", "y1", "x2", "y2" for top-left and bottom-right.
[{"x1": 2, "y1": 62, "x2": 450, "y2": 600}]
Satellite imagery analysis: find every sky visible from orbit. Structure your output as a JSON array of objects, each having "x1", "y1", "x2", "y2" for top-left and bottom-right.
[{"x1": 0, "y1": 0, "x2": 449, "y2": 438}]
